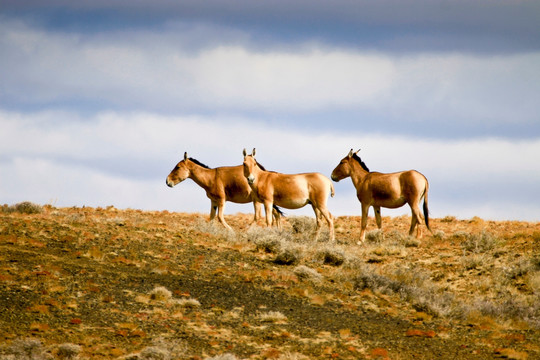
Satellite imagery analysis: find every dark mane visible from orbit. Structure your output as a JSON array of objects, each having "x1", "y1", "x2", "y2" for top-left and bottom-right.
[
  {"x1": 256, "y1": 161, "x2": 267, "y2": 171},
  {"x1": 352, "y1": 153, "x2": 370, "y2": 172},
  {"x1": 189, "y1": 158, "x2": 211, "y2": 169}
]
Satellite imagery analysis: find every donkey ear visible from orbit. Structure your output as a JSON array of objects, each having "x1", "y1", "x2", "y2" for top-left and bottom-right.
[
  {"x1": 243, "y1": 148, "x2": 247, "y2": 157},
  {"x1": 184, "y1": 152, "x2": 188, "y2": 161},
  {"x1": 356, "y1": 148, "x2": 361, "y2": 154},
  {"x1": 348, "y1": 149, "x2": 354, "y2": 158},
  {"x1": 252, "y1": 148, "x2": 256, "y2": 157}
]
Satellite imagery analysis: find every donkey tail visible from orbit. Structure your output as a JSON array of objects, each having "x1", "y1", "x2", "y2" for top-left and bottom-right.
[
  {"x1": 273, "y1": 205, "x2": 285, "y2": 217},
  {"x1": 330, "y1": 182, "x2": 335, "y2": 197},
  {"x1": 422, "y1": 183, "x2": 432, "y2": 233}
]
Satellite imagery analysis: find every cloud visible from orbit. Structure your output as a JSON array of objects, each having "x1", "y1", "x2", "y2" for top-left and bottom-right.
[
  {"x1": 2, "y1": 110, "x2": 539, "y2": 221},
  {"x1": 2, "y1": 18, "x2": 539, "y2": 139},
  {"x1": 3, "y1": 0, "x2": 539, "y2": 53}
]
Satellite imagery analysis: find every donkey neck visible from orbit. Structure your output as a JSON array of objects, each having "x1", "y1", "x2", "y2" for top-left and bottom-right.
[
  {"x1": 350, "y1": 159, "x2": 369, "y2": 186},
  {"x1": 187, "y1": 162, "x2": 216, "y2": 190}
]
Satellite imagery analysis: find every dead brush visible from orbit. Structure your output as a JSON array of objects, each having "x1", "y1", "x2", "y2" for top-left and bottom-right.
[
  {"x1": 288, "y1": 216, "x2": 316, "y2": 234},
  {"x1": 247, "y1": 226, "x2": 290, "y2": 253},
  {"x1": 274, "y1": 245, "x2": 303, "y2": 265},
  {"x1": 354, "y1": 264, "x2": 455, "y2": 317},
  {"x1": 195, "y1": 218, "x2": 238, "y2": 242},
  {"x1": 460, "y1": 230, "x2": 498, "y2": 253},
  {"x1": 316, "y1": 246, "x2": 346, "y2": 266},
  {"x1": 0, "y1": 338, "x2": 50, "y2": 360},
  {"x1": 122, "y1": 337, "x2": 188, "y2": 360},
  {"x1": 259, "y1": 310, "x2": 288, "y2": 323},
  {"x1": 205, "y1": 354, "x2": 238, "y2": 360},
  {"x1": 57, "y1": 343, "x2": 81, "y2": 359},
  {"x1": 287, "y1": 216, "x2": 333, "y2": 243},
  {"x1": 365, "y1": 230, "x2": 384, "y2": 244},
  {"x1": 465, "y1": 294, "x2": 540, "y2": 328},
  {"x1": 2, "y1": 201, "x2": 44, "y2": 214},
  {"x1": 294, "y1": 265, "x2": 323, "y2": 283},
  {"x1": 149, "y1": 286, "x2": 173, "y2": 301}
]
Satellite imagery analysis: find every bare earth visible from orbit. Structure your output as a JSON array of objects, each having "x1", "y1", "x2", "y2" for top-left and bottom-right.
[{"x1": 1, "y1": 205, "x2": 539, "y2": 359}]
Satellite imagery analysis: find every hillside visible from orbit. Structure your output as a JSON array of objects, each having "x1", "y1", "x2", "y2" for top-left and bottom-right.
[{"x1": 1, "y1": 203, "x2": 539, "y2": 359}]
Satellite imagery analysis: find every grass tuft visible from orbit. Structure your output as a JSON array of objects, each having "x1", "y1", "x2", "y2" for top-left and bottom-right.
[
  {"x1": 365, "y1": 230, "x2": 384, "y2": 243},
  {"x1": 1, "y1": 338, "x2": 50, "y2": 360},
  {"x1": 3, "y1": 202, "x2": 44, "y2": 214},
  {"x1": 259, "y1": 311, "x2": 288, "y2": 323},
  {"x1": 247, "y1": 226, "x2": 289, "y2": 253},
  {"x1": 149, "y1": 286, "x2": 172, "y2": 302},
  {"x1": 205, "y1": 354, "x2": 238, "y2": 360},
  {"x1": 317, "y1": 247, "x2": 346, "y2": 266},
  {"x1": 57, "y1": 343, "x2": 81, "y2": 359},
  {"x1": 294, "y1": 265, "x2": 323, "y2": 283},
  {"x1": 460, "y1": 231, "x2": 498, "y2": 253},
  {"x1": 288, "y1": 216, "x2": 317, "y2": 234},
  {"x1": 171, "y1": 298, "x2": 201, "y2": 308},
  {"x1": 274, "y1": 246, "x2": 302, "y2": 265}
]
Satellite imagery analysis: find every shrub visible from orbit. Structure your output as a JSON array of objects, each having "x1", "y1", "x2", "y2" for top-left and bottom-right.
[
  {"x1": 293, "y1": 265, "x2": 323, "y2": 283},
  {"x1": 259, "y1": 311, "x2": 288, "y2": 323},
  {"x1": 123, "y1": 338, "x2": 187, "y2": 360},
  {"x1": 274, "y1": 246, "x2": 302, "y2": 265},
  {"x1": 460, "y1": 231, "x2": 497, "y2": 253},
  {"x1": 247, "y1": 226, "x2": 288, "y2": 253},
  {"x1": 365, "y1": 230, "x2": 384, "y2": 243},
  {"x1": 57, "y1": 343, "x2": 81, "y2": 359},
  {"x1": 1, "y1": 338, "x2": 50, "y2": 359},
  {"x1": 288, "y1": 216, "x2": 316, "y2": 234},
  {"x1": 171, "y1": 298, "x2": 201, "y2": 308},
  {"x1": 3, "y1": 202, "x2": 43, "y2": 214},
  {"x1": 316, "y1": 247, "x2": 346, "y2": 266},
  {"x1": 138, "y1": 346, "x2": 169, "y2": 360},
  {"x1": 354, "y1": 265, "x2": 455, "y2": 317},
  {"x1": 205, "y1": 354, "x2": 238, "y2": 360},
  {"x1": 149, "y1": 286, "x2": 172, "y2": 301}
]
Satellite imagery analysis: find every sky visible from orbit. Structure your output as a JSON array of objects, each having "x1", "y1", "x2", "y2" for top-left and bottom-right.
[{"x1": 1, "y1": 0, "x2": 540, "y2": 222}]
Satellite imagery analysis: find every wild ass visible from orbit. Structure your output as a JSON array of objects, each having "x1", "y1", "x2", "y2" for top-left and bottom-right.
[
  {"x1": 166, "y1": 152, "x2": 281, "y2": 230},
  {"x1": 242, "y1": 148, "x2": 335, "y2": 241},
  {"x1": 331, "y1": 149, "x2": 431, "y2": 243}
]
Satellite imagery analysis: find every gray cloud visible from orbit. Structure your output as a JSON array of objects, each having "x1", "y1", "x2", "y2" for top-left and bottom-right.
[
  {"x1": 2, "y1": 0, "x2": 539, "y2": 53},
  {"x1": 1, "y1": 19, "x2": 539, "y2": 140}
]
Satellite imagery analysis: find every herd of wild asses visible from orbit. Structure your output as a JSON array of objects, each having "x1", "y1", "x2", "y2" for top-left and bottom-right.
[{"x1": 166, "y1": 148, "x2": 431, "y2": 244}]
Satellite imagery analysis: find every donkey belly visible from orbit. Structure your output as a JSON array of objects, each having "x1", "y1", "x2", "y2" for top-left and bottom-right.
[
  {"x1": 377, "y1": 197, "x2": 407, "y2": 209},
  {"x1": 273, "y1": 193, "x2": 310, "y2": 209}
]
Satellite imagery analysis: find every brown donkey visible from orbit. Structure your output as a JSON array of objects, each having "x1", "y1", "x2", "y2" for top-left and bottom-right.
[
  {"x1": 243, "y1": 148, "x2": 335, "y2": 241},
  {"x1": 166, "y1": 152, "x2": 281, "y2": 230},
  {"x1": 331, "y1": 149, "x2": 431, "y2": 243}
]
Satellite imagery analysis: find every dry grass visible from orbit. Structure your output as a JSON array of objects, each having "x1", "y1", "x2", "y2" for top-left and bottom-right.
[
  {"x1": 1, "y1": 205, "x2": 540, "y2": 359},
  {"x1": 1, "y1": 201, "x2": 44, "y2": 214}
]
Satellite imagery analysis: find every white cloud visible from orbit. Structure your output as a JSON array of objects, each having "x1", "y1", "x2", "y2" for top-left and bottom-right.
[
  {"x1": 2, "y1": 18, "x2": 539, "y2": 128},
  {"x1": 2, "y1": 110, "x2": 539, "y2": 221}
]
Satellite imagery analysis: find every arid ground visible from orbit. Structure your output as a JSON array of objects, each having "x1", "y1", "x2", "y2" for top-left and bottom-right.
[{"x1": 1, "y1": 203, "x2": 539, "y2": 359}]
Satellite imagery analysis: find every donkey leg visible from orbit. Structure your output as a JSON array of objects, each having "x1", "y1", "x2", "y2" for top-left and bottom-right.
[
  {"x1": 312, "y1": 207, "x2": 323, "y2": 240},
  {"x1": 409, "y1": 205, "x2": 422, "y2": 238},
  {"x1": 264, "y1": 202, "x2": 274, "y2": 227},
  {"x1": 374, "y1": 206, "x2": 382, "y2": 229},
  {"x1": 253, "y1": 201, "x2": 263, "y2": 223},
  {"x1": 209, "y1": 202, "x2": 218, "y2": 221},
  {"x1": 272, "y1": 207, "x2": 282, "y2": 230},
  {"x1": 359, "y1": 204, "x2": 370, "y2": 244},
  {"x1": 216, "y1": 201, "x2": 233, "y2": 230},
  {"x1": 319, "y1": 206, "x2": 335, "y2": 242}
]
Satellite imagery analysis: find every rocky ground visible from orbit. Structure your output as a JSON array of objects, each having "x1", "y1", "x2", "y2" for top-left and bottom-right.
[{"x1": 1, "y1": 204, "x2": 539, "y2": 359}]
